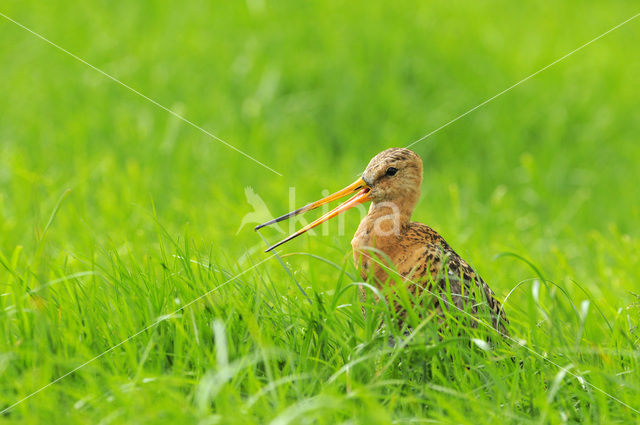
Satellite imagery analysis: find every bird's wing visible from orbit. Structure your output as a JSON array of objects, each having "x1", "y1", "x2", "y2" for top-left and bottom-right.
[
  {"x1": 421, "y1": 245, "x2": 509, "y2": 334},
  {"x1": 404, "y1": 224, "x2": 509, "y2": 334}
]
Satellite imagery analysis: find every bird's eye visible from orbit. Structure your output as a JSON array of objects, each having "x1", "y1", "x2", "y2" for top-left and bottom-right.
[{"x1": 385, "y1": 167, "x2": 398, "y2": 176}]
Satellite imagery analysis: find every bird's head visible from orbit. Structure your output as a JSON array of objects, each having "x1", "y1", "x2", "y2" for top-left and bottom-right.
[
  {"x1": 361, "y1": 147, "x2": 423, "y2": 204},
  {"x1": 255, "y1": 148, "x2": 423, "y2": 252}
]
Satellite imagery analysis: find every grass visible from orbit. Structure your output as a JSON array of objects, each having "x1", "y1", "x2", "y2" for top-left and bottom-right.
[{"x1": 1, "y1": 0, "x2": 640, "y2": 423}]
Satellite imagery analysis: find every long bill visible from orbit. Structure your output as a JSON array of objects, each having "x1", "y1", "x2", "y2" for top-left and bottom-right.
[{"x1": 255, "y1": 178, "x2": 372, "y2": 252}]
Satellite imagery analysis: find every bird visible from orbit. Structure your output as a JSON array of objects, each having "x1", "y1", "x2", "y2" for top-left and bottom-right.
[{"x1": 255, "y1": 147, "x2": 508, "y2": 335}]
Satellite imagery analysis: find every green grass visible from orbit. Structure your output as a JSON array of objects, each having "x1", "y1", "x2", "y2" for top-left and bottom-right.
[{"x1": 1, "y1": 0, "x2": 640, "y2": 423}]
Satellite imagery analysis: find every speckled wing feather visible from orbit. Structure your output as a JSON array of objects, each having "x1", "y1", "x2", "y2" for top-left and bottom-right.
[{"x1": 400, "y1": 223, "x2": 509, "y2": 335}]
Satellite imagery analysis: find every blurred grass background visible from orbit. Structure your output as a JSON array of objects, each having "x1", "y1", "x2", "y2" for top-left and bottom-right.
[{"x1": 1, "y1": 0, "x2": 640, "y2": 423}]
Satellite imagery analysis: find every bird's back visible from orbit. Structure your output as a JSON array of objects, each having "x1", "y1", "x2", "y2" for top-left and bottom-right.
[{"x1": 355, "y1": 222, "x2": 509, "y2": 335}]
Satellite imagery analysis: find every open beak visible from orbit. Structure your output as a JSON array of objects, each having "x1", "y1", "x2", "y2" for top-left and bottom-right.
[{"x1": 255, "y1": 177, "x2": 372, "y2": 252}]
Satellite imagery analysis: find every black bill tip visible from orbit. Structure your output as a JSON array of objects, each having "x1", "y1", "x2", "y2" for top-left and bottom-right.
[
  {"x1": 264, "y1": 232, "x2": 303, "y2": 252},
  {"x1": 254, "y1": 204, "x2": 311, "y2": 231}
]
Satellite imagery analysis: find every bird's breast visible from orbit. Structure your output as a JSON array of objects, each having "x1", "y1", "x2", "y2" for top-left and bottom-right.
[
  {"x1": 351, "y1": 220, "x2": 373, "y2": 280},
  {"x1": 350, "y1": 215, "x2": 409, "y2": 283}
]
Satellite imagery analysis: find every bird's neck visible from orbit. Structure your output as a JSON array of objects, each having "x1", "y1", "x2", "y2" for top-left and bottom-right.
[
  {"x1": 353, "y1": 201, "x2": 413, "y2": 249},
  {"x1": 368, "y1": 200, "x2": 413, "y2": 227},
  {"x1": 351, "y1": 197, "x2": 418, "y2": 283}
]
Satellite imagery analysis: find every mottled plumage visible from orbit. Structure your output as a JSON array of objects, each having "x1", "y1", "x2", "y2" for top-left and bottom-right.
[
  {"x1": 352, "y1": 148, "x2": 508, "y2": 334},
  {"x1": 257, "y1": 147, "x2": 508, "y2": 335}
]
